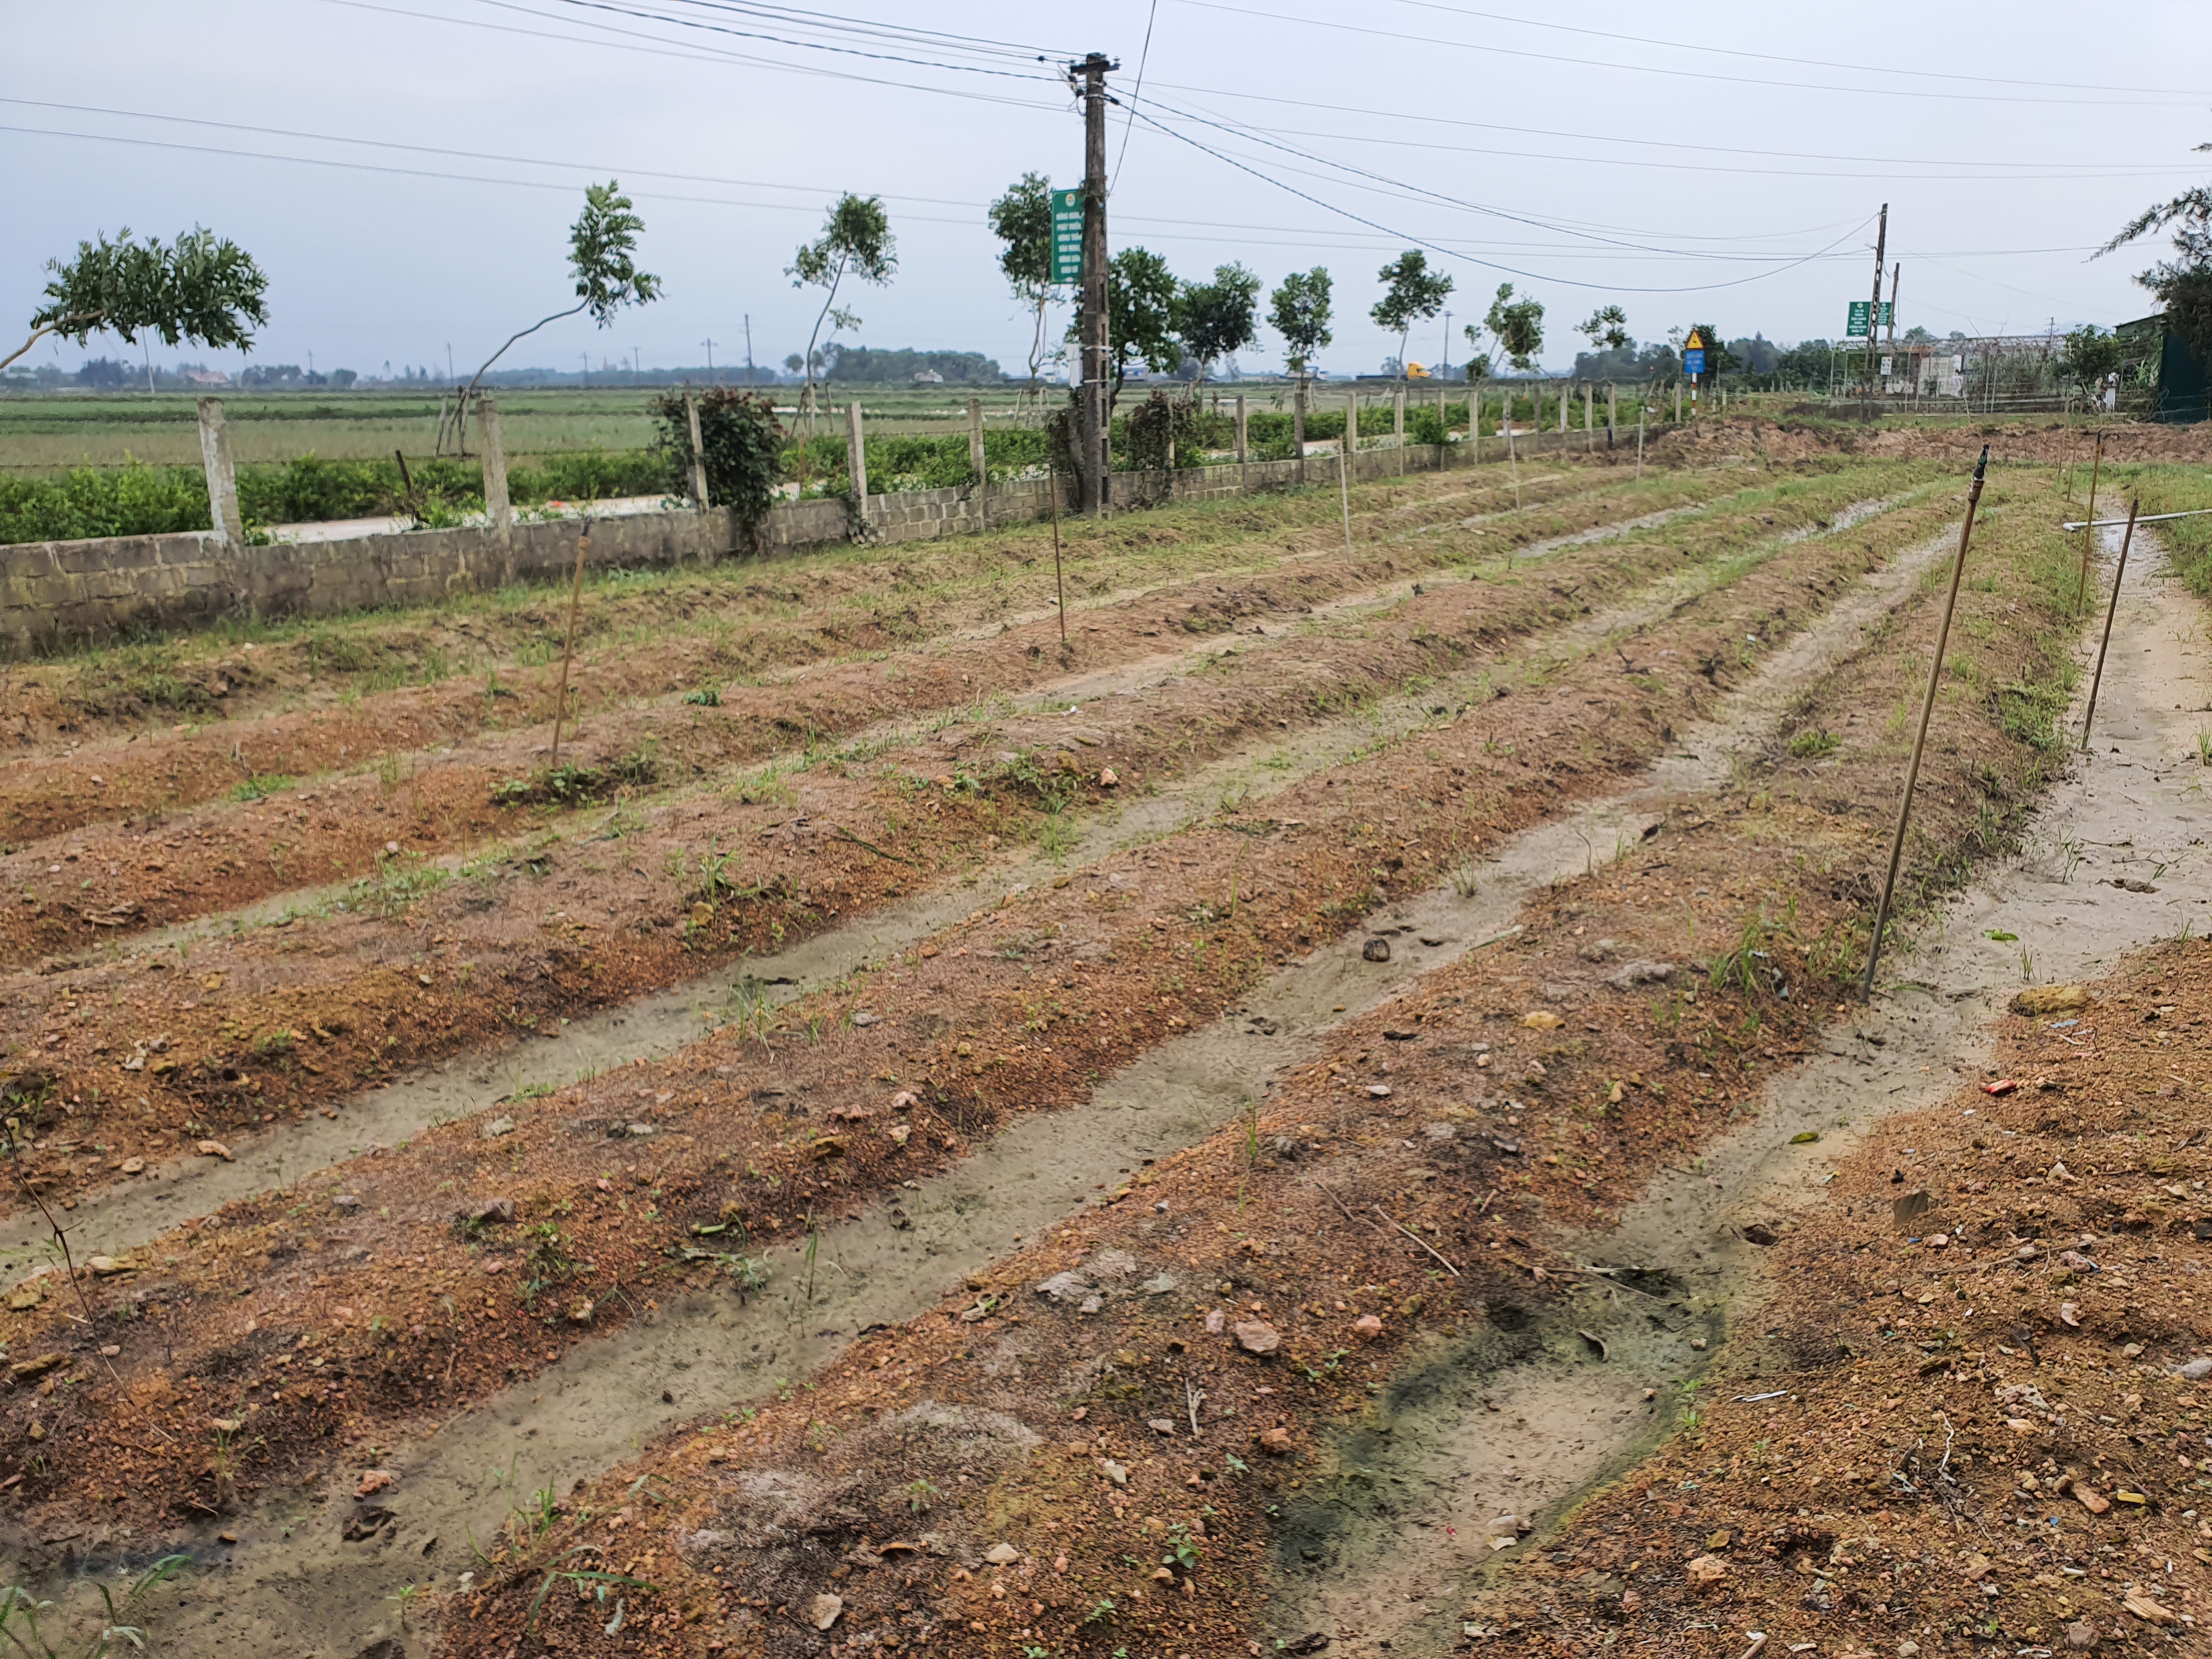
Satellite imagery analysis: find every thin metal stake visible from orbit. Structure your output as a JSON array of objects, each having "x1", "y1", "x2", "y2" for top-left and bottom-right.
[
  {"x1": 2079, "y1": 496, "x2": 2138, "y2": 752},
  {"x1": 1048, "y1": 461, "x2": 1069, "y2": 651},
  {"x1": 1862, "y1": 445, "x2": 1990, "y2": 1003},
  {"x1": 2072, "y1": 430, "x2": 2104, "y2": 614},
  {"x1": 550, "y1": 518, "x2": 591, "y2": 766}
]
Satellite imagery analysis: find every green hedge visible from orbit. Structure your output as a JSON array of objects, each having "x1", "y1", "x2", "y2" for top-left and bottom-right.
[{"x1": 0, "y1": 450, "x2": 674, "y2": 544}]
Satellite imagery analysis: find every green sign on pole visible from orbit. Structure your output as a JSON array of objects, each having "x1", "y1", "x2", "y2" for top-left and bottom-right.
[
  {"x1": 1049, "y1": 188, "x2": 1084, "y2": 285},
  {"x1": 1845, "y1": 301, "x2": 1893, "y2": 338}
]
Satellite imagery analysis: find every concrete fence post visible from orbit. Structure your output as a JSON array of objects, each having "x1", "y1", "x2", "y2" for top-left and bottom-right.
[
  {"x1": 1436, "y1": 387, "x2": 1448, "y2": 469},
  {"x1": 1606, "y1": 382, "x2": 1617, "y2": 451},
  {"x1": 1584, "y1": 382, "x2": 1594, "y2": 452},
  {"x1": 1234, "y1": 393, "x2": 1248, "y2": 465},
  {"x1": 1559, "y1": 380, "x2": 1570, "y2": 435},
  {"x1": 1393, "y1": 386, "x2": 1406, "y2": 476},
  {"x1": 1294, "y1": 387, "x2": 1307, "y2": 485},
  {"x1": 846, "y1": 401, "x2": 868, "y2": 529},
  {"x1": 1675, "y1": 381, "x2": 1683, "y2": 422},
  {"x1": 1346, "y1": 391, "x2": 1359, "y2": 481},
  {"x1": 683, "y1": 393, "x2": 710, "y2": 515},
  {"x1": 479, "y1": 397, "x2": 514, "y2": 580},
  {"x1": 195, "y1": 397, "x2": 245, "y2": 549},
  {"x1": 1471, "y1": 382, "x2": 1480, "y2": 464},
  {"x1": 967, "y1": 397, "x2": 988, "y2": 531}
]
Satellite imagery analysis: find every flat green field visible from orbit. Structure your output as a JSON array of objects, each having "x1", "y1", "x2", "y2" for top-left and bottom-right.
[{"x1": 0, "y1": 384, "x2": 1059, "y2": 476}]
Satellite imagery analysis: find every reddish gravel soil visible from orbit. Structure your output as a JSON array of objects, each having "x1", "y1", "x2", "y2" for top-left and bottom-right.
[
  {"x1": 421, "y1": 462, "x2": 2096, "y2": 1659},
  {"x1": 0, "y1": 467, "x2": 1940, "y2": 1215},
  {"x1": 0, "y1": 462, "x2": 1654, "y2": 852},
  {"x1": 0, "y1": 459, "x2": 2056, "y2": 1588},
  {"x1": 1472, "y1": 939, "x2": 2212, "y2": 1657}
]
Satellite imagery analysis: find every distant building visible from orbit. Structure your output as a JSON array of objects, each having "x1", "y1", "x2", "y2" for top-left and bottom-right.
[
  {"x1": 912, "y1": 369, "x2": 944, "y2": 384},
  {"x1": 180, "y1": 368, "x2": 231, "y2": 387}
]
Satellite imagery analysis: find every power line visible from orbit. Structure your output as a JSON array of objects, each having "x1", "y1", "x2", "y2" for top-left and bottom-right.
[
  {"x1": 1359, "y1": 0, "x2": 2209, "y2": 97},
  {"x1": 637, "y1": 0, "x2": 1074, "y2": 63},
  {"x1": 1112, "y1": 0, "x2": 1160, "y2": 188},
  {"x1": 0, "y1": 98, "x2": 992, "y2": 211},
  {"x1": 324, "y1": 0, "x2": 1064, "y2": 111},
  {"x1": 1137, "y1": 103, "x2": 2202, "y2": 184},
  {"x1": 1142, "y1": 77, "x2": 2195, "y2": 180},
  {"x1": 536, "y1": 0, "x2": 1063, "y2": 82},
  {"x1": 1170, "y1": 0, "x2": 2208, "y2": 106},
  {"x1": 1121, "y1": 103, "x2": 1878, "y2": 294}
]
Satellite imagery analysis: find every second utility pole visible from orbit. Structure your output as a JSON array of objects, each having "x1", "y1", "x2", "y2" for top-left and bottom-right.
[
  {"x1": 1864, "y1": 203, "x2": 1888, "y2": 396},
  {"x1": 1077, "y1": 51, "x2": 1116, "y2": 518}
]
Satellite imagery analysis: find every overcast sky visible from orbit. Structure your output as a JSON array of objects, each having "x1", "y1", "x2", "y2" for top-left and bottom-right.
[{"x1": 7, "y1": 0, "x2": 2209, "y2": 381}]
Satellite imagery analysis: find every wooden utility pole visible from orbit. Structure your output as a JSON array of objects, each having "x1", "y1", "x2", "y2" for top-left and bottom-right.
[
  {"x1": 1862, "y1": 445, "x2": 1989, "y2": 1001},
  {"x1": 1076, "y1": 52, "x2": 1115, "y2": 517},
  {"x1": 1864, "y1": 203, "x2": 1888, "y2": 395},
  {"x1": 1884, "y1": 263, "x2": 1900, "y2": 352}
]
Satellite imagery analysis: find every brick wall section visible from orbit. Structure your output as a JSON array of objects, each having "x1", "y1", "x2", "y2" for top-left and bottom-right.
[{"x1": 0, "y1": 435, "x2": 1554, "y2": 658}]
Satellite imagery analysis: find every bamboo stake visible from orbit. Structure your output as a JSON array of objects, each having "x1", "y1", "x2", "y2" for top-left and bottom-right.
[
  {"x1": 1048, "y1": 460, "x2": 1069, "y2": 651},
  {"x1": 1504, "y1": 396, "x2": 1521, "y2": 510},
  {"x1": 549, "y1": 518, "x2": 591, "y2": 766},
  {"x1": 2073, "y1": 430, "x2": 2104, "y2": 614},
  {"x1": 2079, "y1": 497, "x2": 2138, "y2": 752},
  {"x1": 1339, "y1": 392, "x2": 1356, "y2": 562},
  {"x1": 1861, "y1": 445, "x2": 1990, "y2": 1002}
]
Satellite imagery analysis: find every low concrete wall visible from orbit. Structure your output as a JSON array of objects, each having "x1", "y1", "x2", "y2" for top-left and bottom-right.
[{"x1": 1, "y1": 430, "x2": 1617, "y2": 658}]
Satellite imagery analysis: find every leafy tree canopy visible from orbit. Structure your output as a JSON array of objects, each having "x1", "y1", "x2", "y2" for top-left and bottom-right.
[
  {"x1": 1576, "y1": 305, "x2": 1629, "y2": 353},
  {"x1": 1369, "y1": 250, "x2": 1453, "y2": 337},
  {"x1": 1104, "y1": 247, "x2": 1182, "y2": 392},
  {"x1": 7, "y1": 227, "x2": 268, "y2": 373},
  {"x1": 986, "y1": 173, "x2": 1054, "y2": 298},
  {"x1": 1469, "y1": 283, "x2": 1544, "y2": 374},
  {"x1": 1177, "y1": 262, "x2": 1262, "y2": 383},
  {"x1": 458, "y1": 182, "x2": 659, "y2": 421},
  {"x1": 569, "y1": 182, "x2": 662, "y2": 323},
  {"x1": 2100, "y1": 139, "x2": 2212, "y2": 371},
  {"x1": 1268, "y1": 267, "x2": 1334, "y2": 376},
  {"x1": 2057, "y1": 324, "x2": 2125, "y2": 397}
]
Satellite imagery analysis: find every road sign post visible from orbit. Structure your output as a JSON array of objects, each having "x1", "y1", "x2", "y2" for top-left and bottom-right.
[{"x1": 1049, "y1": 187, "x2": 1084, "y2": 286}]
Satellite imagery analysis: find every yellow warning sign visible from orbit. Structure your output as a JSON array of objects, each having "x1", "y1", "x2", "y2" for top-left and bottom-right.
[{"x1": 1684, "y1": 329, "x2": 1705, "y2": 349}]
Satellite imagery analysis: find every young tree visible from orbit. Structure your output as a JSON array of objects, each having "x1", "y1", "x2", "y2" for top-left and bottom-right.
[
  {"x1": 459, "y1": 182, "x2": 659, "y2": 425},
  {"x1": 1369, "y1": 251, "x2": 1453, "y2": 387},
  {"x1": 1465, "y1": 283, "x2": 1544, "y2": 375},
  {"x1": 1176, "y1": 262, "x2": 1261, "y2": 390},
  {"x1": 4, "y1": 226, "x2": 268, "y2": 373},
  {"x1": 1104, "y1": 247, "x2": 1181, "y2": 408},
  {"x1": 1268, "y1": 267, "x2": 1334, "y2": 381},
  {"x1": 2099, "y1": 142, "x2": 2212, "y2": 373},
  {"x1": 2057, "y1": 324, "x2": 2125, "y2": 402},
  {"x1": 1576, "y1": 305, "x2": 1630, "y2": 353},
  {"x1": 986, "y1": 173, "x2": 1057, "y2": 405},
  {"x1": 788, "y1": 193, "x2": 897, "y2": 426}
]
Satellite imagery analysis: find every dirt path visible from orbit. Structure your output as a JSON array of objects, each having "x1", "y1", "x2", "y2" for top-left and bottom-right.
[{"x1": 1286, "y1": 522, "x2": 2212, "y2": 1656}]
